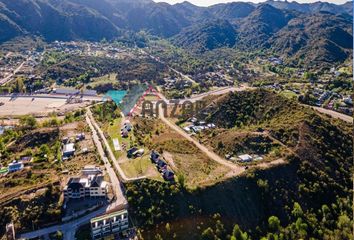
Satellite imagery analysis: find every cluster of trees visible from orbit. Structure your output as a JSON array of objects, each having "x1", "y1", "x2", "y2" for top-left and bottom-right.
[
  {"x1": 91, "y1": 102, "x2": 120, "y2": 123},
  {"x1": 0, "y1": 184, "x2": 62, "y2": 235},
  {"x1": 126, "y1": 89, "x2": 352, "y2": 240},
  {"x1": 40, "y1": 54, "x2": 167, "y2": 89}
]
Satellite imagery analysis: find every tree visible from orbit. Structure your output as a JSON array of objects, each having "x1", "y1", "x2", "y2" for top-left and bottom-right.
[
  {"x1": 14, "y1": 77, "x2": 25, "y2": 93},
  {"x1": 177, "y1": 173, "x2": 185, "y2": 189},
  {"x1": 19, "y1": 115, "x2": 37, "y2": 129},
  {"x1": 201, "y1": 227, "x2": 216, "y2": 240},
  {"x1": 291, "y1": 202, "x2": 303, "y2": 219},
  {"x1": 231, "y1": 224, "x2": 250, "y2": 240},
  {"x1": 268, "y1": 216, "x2": 281, "y2": 232}
]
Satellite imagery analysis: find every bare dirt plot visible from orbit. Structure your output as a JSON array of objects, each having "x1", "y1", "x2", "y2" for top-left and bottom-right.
[{"x1": 0, "y1": 97, "x2": 89, "y2": 116}]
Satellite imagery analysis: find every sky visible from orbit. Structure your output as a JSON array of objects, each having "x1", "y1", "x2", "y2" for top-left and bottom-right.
[{"x1": 153, "y1": 0, "x2": 349, "y2": 6}]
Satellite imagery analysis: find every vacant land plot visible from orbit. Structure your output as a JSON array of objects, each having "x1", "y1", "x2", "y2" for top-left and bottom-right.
[
  {"x1": 120, "y1": 154, "x2": 161, "y2": 180},
  {"x1": 0, "y1": 97, "x2": 89, "y2": 116},
  {"x1": 86, "y1": 73, "x2": 117, "y2": 89},
  {"x1": 133, "y1": 117, "x2": 230, "y2": 188},
  {"x1": 199, "y1": 129, "x2": 292, "y2": 165}
]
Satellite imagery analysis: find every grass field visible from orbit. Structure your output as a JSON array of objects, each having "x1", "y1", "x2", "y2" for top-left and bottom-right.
[
  {"x1": 280, "y1": 90, "x2": 298, "y2": 99},
  {"x1": 86, "y1": 73, "x2": 117, "y2": 89},
  {"x1": 120, "y1": 154, "x2": 162, "y2": 180},
  {"x1": 105, "y1": 117, "x2": 162, "y2": 180}
]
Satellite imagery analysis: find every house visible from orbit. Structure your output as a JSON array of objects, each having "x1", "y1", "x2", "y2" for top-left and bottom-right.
[
  {"x1": 150, "y1": 151, "x2": 160, "y2": 163},
  {"x1": 207, "y1": 123, "x2": 216, "y2": 128},
  {"x1": 64, "y1": 174, "x2": 108, "y2": 199},
  {"x1": 0, "y1": 126, "x2": 14, "y2": 135},
  {"x1": 8, "y1": 161, "x2": 24, "y2": 173},
  {"x1": 238, "y1": 154, "x2": 253, "y2": 163},
  {"x1": 127, "y1": 147, "x2": 138, "y2": 158},
  {"x1": 63, "y1": 143, "x2": 75, "y2": 158},
  {"x1": 20, "y1": 156, "x2": 33, "y2": 163},
  {"x1": 123, "y1": 122, "x2": 132, "y2": 132},
  {"x1": 134, "y1": 149, "x2": 144, "y2": 158},
  {"x1": 121, "y1": 129, "x2": 129, "y2": 138},
  {"x1": 91, "y1": 208, "x2": 129, "y2": 240},
  {"x1": 163, "y1": 170, "x2": 175, "y2": 181},
  {"x1": 76, "y1": 133, "x2": 85, "y2": 141},
  {"x1": 183, "y1": 126, "x2": 192, "y2": 132},
  {"x1": 81, "y1": 165, "x2": 102, "y2": 176},
  {"x1": 190, "y1": 117, "x2": 198, "y2": 123},
  {"x1": 156, "y1": 160, "x2": 167, "y2": 171}
]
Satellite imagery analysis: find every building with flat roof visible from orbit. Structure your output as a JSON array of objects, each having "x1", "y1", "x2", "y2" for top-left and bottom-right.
[
  {"x1": 81, "y1": 165, "x2": 102, "y2": 176},
  {"x1": 8, "y1": 161, "x2": 24, "y2": 173},
  {"x1": 62, "y1": 143, "x2": 75, "y2": 158},
  {"x1": 91, "y1": 208, "x2": 129, "y2": 240}
]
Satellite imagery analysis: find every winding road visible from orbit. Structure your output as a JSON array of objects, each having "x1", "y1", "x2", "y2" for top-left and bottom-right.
[{"x1": 157, "y1": 100, "x2": 245, "y2": 175}]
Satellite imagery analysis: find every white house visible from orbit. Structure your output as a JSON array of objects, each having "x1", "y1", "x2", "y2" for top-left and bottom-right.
[
  {"x1": 63, "y1": 143, "x2": 75, "y2": 158},
  {"x1": 238, "y1": 154, "x2": 253, "y2": 163},
  {"x1": 8, "y1": 161, "x2": 24, "y2": 173}
]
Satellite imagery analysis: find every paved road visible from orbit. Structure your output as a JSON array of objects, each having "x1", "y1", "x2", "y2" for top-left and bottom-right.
[
  {"x1": 86, "y1": 111, "x2": 127, "y2": 204},
  {"x1": 87, "y1": 108, "x2": 146, "y2": 182},
  {"x1": 18, "y1": 111, "x2": 128, "y2": 240},
  {"x1": 19, "y1": 204, "x2": 113, "y2": 240}
]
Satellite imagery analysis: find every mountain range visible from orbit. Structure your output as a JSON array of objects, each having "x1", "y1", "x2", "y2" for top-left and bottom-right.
[{"x1": 0, "y1": 0, "x2": 352, "y2": 64}]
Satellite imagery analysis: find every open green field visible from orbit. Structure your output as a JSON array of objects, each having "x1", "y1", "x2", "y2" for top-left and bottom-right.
[
  {"x1": 85, "y1": 73, "x2": 117, "y2": 89},
  {"x1": 105, "y1": 118, "x2": 161, "y2": 180},
  {"x1": 280, "y1": 90, "x2": 298, "y2": 99},
  {"x1": 120, "y1": 154, "x2": 162, "y2": 180}
]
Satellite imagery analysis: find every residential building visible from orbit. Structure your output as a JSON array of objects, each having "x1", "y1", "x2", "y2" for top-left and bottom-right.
[
  {"x1": 163, "y1": 170, "x2": 175, "y2": 181},
  {"x1": 62, "y1": 143, "x2": 75, "y2": 158},
  {"x1": 76, "y1": 133, "x2": 85, "y2": 141},
  {"x1": 150, "y1": 151, "x2": 160, "y2": 163},
  {"x1": 8, "y1": 161, "x2": 24, "y2": 173},
  {"x1": 64, "y1": 174, "x2": 108, "y2": 199},
  {"x1": 238, "y1": 154, "x2": 253, "y2": 163},
  {"x1": 81, "y1": 165, "x2": 102, "y2": 176},
  {"x1": 91, "y1": 208, "x2": 129, "y2": 240}
]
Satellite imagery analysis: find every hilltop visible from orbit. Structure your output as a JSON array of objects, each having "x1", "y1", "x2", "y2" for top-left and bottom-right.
[{"x1": 124, "y1": 89, "x2": 353, "y2": 239}]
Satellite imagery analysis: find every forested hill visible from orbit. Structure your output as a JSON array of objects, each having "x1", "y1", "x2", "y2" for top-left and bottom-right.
[
  {"x1": 0, "y1": 0, "x2": 352, "y2": 65},
  {"x1": 125, "y1": 89, "x2": 353, "y2": 240}
]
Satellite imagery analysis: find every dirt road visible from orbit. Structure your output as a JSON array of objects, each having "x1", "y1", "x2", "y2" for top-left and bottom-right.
[
  {"x1": 310, "y1": 106, "x2": 353, "y2": 123},
  {"x1": 87, "y1": 108, "x2": 147, "y2": 182},
  {"x1": 157, "y1": 104, "x2": 245, "y2": 175},
  {"x1": 0, "y1": 59, "x2": 28, "y2": 86}
]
